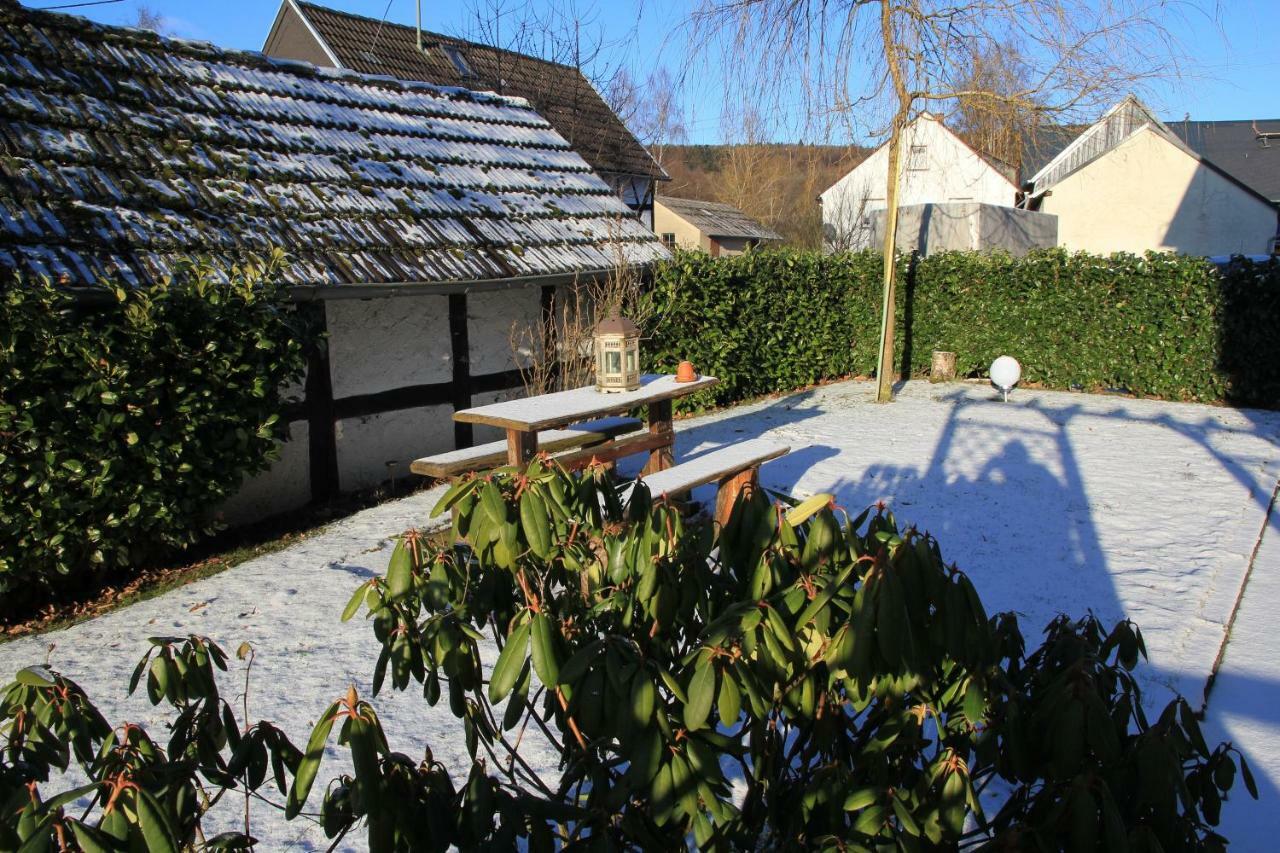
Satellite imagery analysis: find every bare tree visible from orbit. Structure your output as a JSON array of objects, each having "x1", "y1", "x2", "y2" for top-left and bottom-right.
[
  {"x1": 952, "y1": 43, "x2": 1040, "y2": 174},
  {"x1": 459, "y1": 0, "x2": 637, "y2": 104},
  {"x1": 133, "y1": 5, "x2": 165, "y2": 33},
  {"x1": 605, "y1": 66, "x2": 689, "y2": 168},
  {"x1": 716, "y1": 107, "x2": 787, "y2": 227},
  {"x1": 687, "y1": 0, "x2": 1203, "y2": 401}
]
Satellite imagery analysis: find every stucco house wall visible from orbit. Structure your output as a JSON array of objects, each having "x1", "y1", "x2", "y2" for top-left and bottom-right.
[
  {"x1": 1039, "y1": 127, "x2": 1278, "y2": 256},
  {"x1": 654, "y1": 201, "x2": 711, "y2": 252},
  {"x1": 821, "y1": 115, "x2": 1018, "y2": 249},
  {"x1": 709, "y1": 236, "x2": 758, "y2": 257}
]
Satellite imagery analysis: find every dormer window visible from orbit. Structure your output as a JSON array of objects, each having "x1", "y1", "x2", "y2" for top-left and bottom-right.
[{"x1": 443, "y1": 45, "x2": 477, "y2": 80}]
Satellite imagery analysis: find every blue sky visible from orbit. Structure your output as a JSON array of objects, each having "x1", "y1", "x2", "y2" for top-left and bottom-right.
[{"x1": 33, "y1": 0, "x2": 1280, "y2": 145}]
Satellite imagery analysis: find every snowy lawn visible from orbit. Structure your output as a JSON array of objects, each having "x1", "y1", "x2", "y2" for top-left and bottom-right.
[{"x1": 2, "y1": 379, "x2": 1277, "y2": 850}]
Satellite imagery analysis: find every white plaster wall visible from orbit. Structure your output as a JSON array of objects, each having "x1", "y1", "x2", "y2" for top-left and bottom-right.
[
  {"x1": 221, "y1": 285, "x2": 551, "y2": 519},
  {"x1": 1039, "y1": 128, "x2": 1279, "y2": 256},
  {"x1": 217, "y1": 420, "x2": 311, "y2": 526},
  {"x1": 326, "y1": 295, "x2": 451, "y2": 398},
  {"x1": 336, "y1": 404, "x2": 455, "y2": 492},
  {"x1": 821, "y1": 115, "x2": 1018, "y2": 249},
  {"x1": 468, "y1": 288, "x2": 542, "y2": 377}
]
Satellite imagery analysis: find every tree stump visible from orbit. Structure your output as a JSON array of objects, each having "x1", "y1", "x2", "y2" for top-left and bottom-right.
[{"x1": 931, "y1": 351, "x2": 957, "y2": 383}]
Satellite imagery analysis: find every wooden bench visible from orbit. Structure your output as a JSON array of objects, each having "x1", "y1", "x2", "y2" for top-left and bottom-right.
[
  {"x1": 628, "y1": 438, "x2": 791, "y2": 527},
  {"x1": 410, "y1": 416, "x2": 642, "y2": 479}
]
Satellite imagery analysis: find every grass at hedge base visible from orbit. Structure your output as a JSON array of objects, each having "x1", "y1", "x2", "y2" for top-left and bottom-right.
[{"x1": 643, "y1": 248, "x2": 1280, "y2": 411}]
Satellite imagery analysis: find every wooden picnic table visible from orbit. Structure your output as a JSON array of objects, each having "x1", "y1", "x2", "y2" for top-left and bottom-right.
[{"x1": 453, "y1": 373, "x2": 718, "y2": 473}]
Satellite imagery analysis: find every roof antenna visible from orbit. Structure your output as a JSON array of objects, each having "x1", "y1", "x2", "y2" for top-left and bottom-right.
[
  {"x1": 416, "y1": 0, "x2": 423, "y2": 52},
  {"x1": 1255, "y1": 120, "x2": 1278, "y2": 149}
]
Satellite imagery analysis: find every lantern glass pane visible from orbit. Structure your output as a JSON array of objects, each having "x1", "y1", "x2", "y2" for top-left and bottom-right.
[
  {"x1": 606, "y1": 350, "x2": 621, "y2": 373},
  {"x1": 625, "y1": 350, "x2": 635, "y2": 371}
]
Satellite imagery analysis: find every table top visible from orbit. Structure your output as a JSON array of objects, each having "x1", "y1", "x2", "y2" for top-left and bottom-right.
[{"x1": 454, "y1": 373, "x2": 719, "y2": 431}]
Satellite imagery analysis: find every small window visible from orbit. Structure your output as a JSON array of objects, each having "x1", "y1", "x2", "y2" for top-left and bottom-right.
[
  {"x1": 906, "y1": 145, "x2": 928, "y2": 171},
  {"x1": 660, "y1": 232, "x2": 677, "y2": 248},
  {"x1": 443, "y1": 45, "x2": 477, "y2": 80}
]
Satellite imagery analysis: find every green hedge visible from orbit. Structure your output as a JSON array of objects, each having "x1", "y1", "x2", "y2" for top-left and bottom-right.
[
  {"x1": 643, "y1": 248, "x2": 1280, "y2": 410},
  {"x1": 0, "y1": 253, "x2": 312, "y2": 607}
]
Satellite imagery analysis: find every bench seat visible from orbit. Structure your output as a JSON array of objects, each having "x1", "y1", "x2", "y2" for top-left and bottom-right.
[
  {"x1": 410, "y1": 416, "x2": 642, "y2": 479},
  {"x1": 630, "y1": 438, "x2": 791, "y2": 526}
]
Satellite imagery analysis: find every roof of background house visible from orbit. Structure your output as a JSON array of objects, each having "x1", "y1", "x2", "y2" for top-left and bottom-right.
[
  {"x1": 1025, "y1": 96, "x2": 1277, "y2": 210},
  {"x1": 1168, "y1": 119, "x2": 1280, "y2": 204},
  {"x1": 276, "y1": 1, "x2": 666, "y2": 184},
  {"x1": 1017, "y1": 124, "x2": 1084, "y2": 184},
  {"x1": 657, "y1": 197, "x2": 782, "y2": 241},
  {"x1": 0, "y1": 2, "x2": 664, "y2": 291}
]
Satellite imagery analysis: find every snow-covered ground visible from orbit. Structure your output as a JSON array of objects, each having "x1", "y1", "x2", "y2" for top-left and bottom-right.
[
  {"x1": 1203, "y1": 500, "x2": 1280, "y2": 851},
  {"x1": 2, "y1": 379, "x2": 1277, "y2": 850}
]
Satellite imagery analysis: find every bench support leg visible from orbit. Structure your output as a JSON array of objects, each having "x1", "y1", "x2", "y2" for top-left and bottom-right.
[
  {"x1": 506, "y1": 429, "x2": 538, "y2": 467},
  {"x1": 715, "y1": 466, "x2": 759, "y2": 529},
  {"x1": 643, "y1": 400, "x2": 674, "y2": 475}
]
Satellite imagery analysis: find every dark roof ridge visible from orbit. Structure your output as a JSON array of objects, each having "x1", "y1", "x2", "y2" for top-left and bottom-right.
[
  {"x1": 1, "y1": 1, "x2": 537, "y2": 114},
  {"x1": 293, "y1": 0, "x2": 584, "y2": 76}
]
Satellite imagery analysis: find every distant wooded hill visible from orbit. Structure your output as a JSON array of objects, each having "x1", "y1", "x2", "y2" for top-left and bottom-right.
[{"x1": 653, "y1": 143, "x2": 871, "y2": 249}]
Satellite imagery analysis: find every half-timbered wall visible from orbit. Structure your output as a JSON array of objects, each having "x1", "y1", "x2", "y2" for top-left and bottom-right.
[{"x1": 220, "y1": 283, "x2": 551, "y2": 524}]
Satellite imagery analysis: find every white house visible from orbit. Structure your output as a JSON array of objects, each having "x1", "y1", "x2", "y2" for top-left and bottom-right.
[
  {"x1": 1024, "y1": 96, "x2": 1279, "y2": 257},
  {"x1": 820, "y1": 113, "x2": 1019, "y2": 250}
]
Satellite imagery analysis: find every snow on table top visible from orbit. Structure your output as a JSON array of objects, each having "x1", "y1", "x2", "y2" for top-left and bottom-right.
[
  {"x1": 454, "y1": 373, "x2": 719, "y2": 431},
  {"x1": 2, "y1": 379, "x2": 1277, "y2": 849}
]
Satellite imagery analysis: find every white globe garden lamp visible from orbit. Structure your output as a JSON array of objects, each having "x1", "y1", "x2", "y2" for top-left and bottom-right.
[{"x1": 990, "y1": 356, "x2": 1022, "y2": 402}]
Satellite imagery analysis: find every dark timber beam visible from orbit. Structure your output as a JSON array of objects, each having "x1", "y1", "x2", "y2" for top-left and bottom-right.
[
  {"x1": 449, "y1": 293, "x2": 473, "y2": 449},
  {"x1": 298, "y1": 302, "x2": 339, "y2": 503}
]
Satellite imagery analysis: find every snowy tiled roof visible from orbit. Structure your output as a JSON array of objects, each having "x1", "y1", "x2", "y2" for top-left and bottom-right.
[
  {"x1": 0, "y1": 2, "x2": 667, "y2": 290},
  {"x1": 288, "y1": 2, "x2": 668, "y2": 184}
]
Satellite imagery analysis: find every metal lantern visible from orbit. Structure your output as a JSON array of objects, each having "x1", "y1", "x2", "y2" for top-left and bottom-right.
[{"x1": 594, "y1": 311, "x2": 641, "y2": 393}]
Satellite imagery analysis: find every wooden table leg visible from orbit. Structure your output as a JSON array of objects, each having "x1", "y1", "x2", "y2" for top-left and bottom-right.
[
  {"x1": 507, "y1": 428, "x2": 538, "y2": 467},
  {"x1": 715, "y1": 467, "x2": 758, "y2": 528},
  {"x1": 642, "y1": 399, "x2": 674, "y2": 475}
]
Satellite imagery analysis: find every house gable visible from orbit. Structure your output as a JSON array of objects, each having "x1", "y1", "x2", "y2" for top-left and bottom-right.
[
  {"x1": 262, "y1": 0, "x2": 341, "y2": 69},
  {"x1": 1038, "y1": 126, "x2": 1277, "y2": 256},
  {"x1": 819, "y1": 114, "x2": 1018, "y2": 244}
]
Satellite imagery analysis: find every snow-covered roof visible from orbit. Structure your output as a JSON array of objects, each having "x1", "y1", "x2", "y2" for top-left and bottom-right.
[
  {"x1": 280, "y1": 1, "x2": 668, "y2": 184},
  {"x1": 0, "y1": 2, "x2": 666, "y2": 290}
]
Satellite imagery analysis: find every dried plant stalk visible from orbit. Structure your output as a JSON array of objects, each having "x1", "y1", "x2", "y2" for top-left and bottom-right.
[{"x1": 509, "y1": 228, "x2": 665, "y2": 396}]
